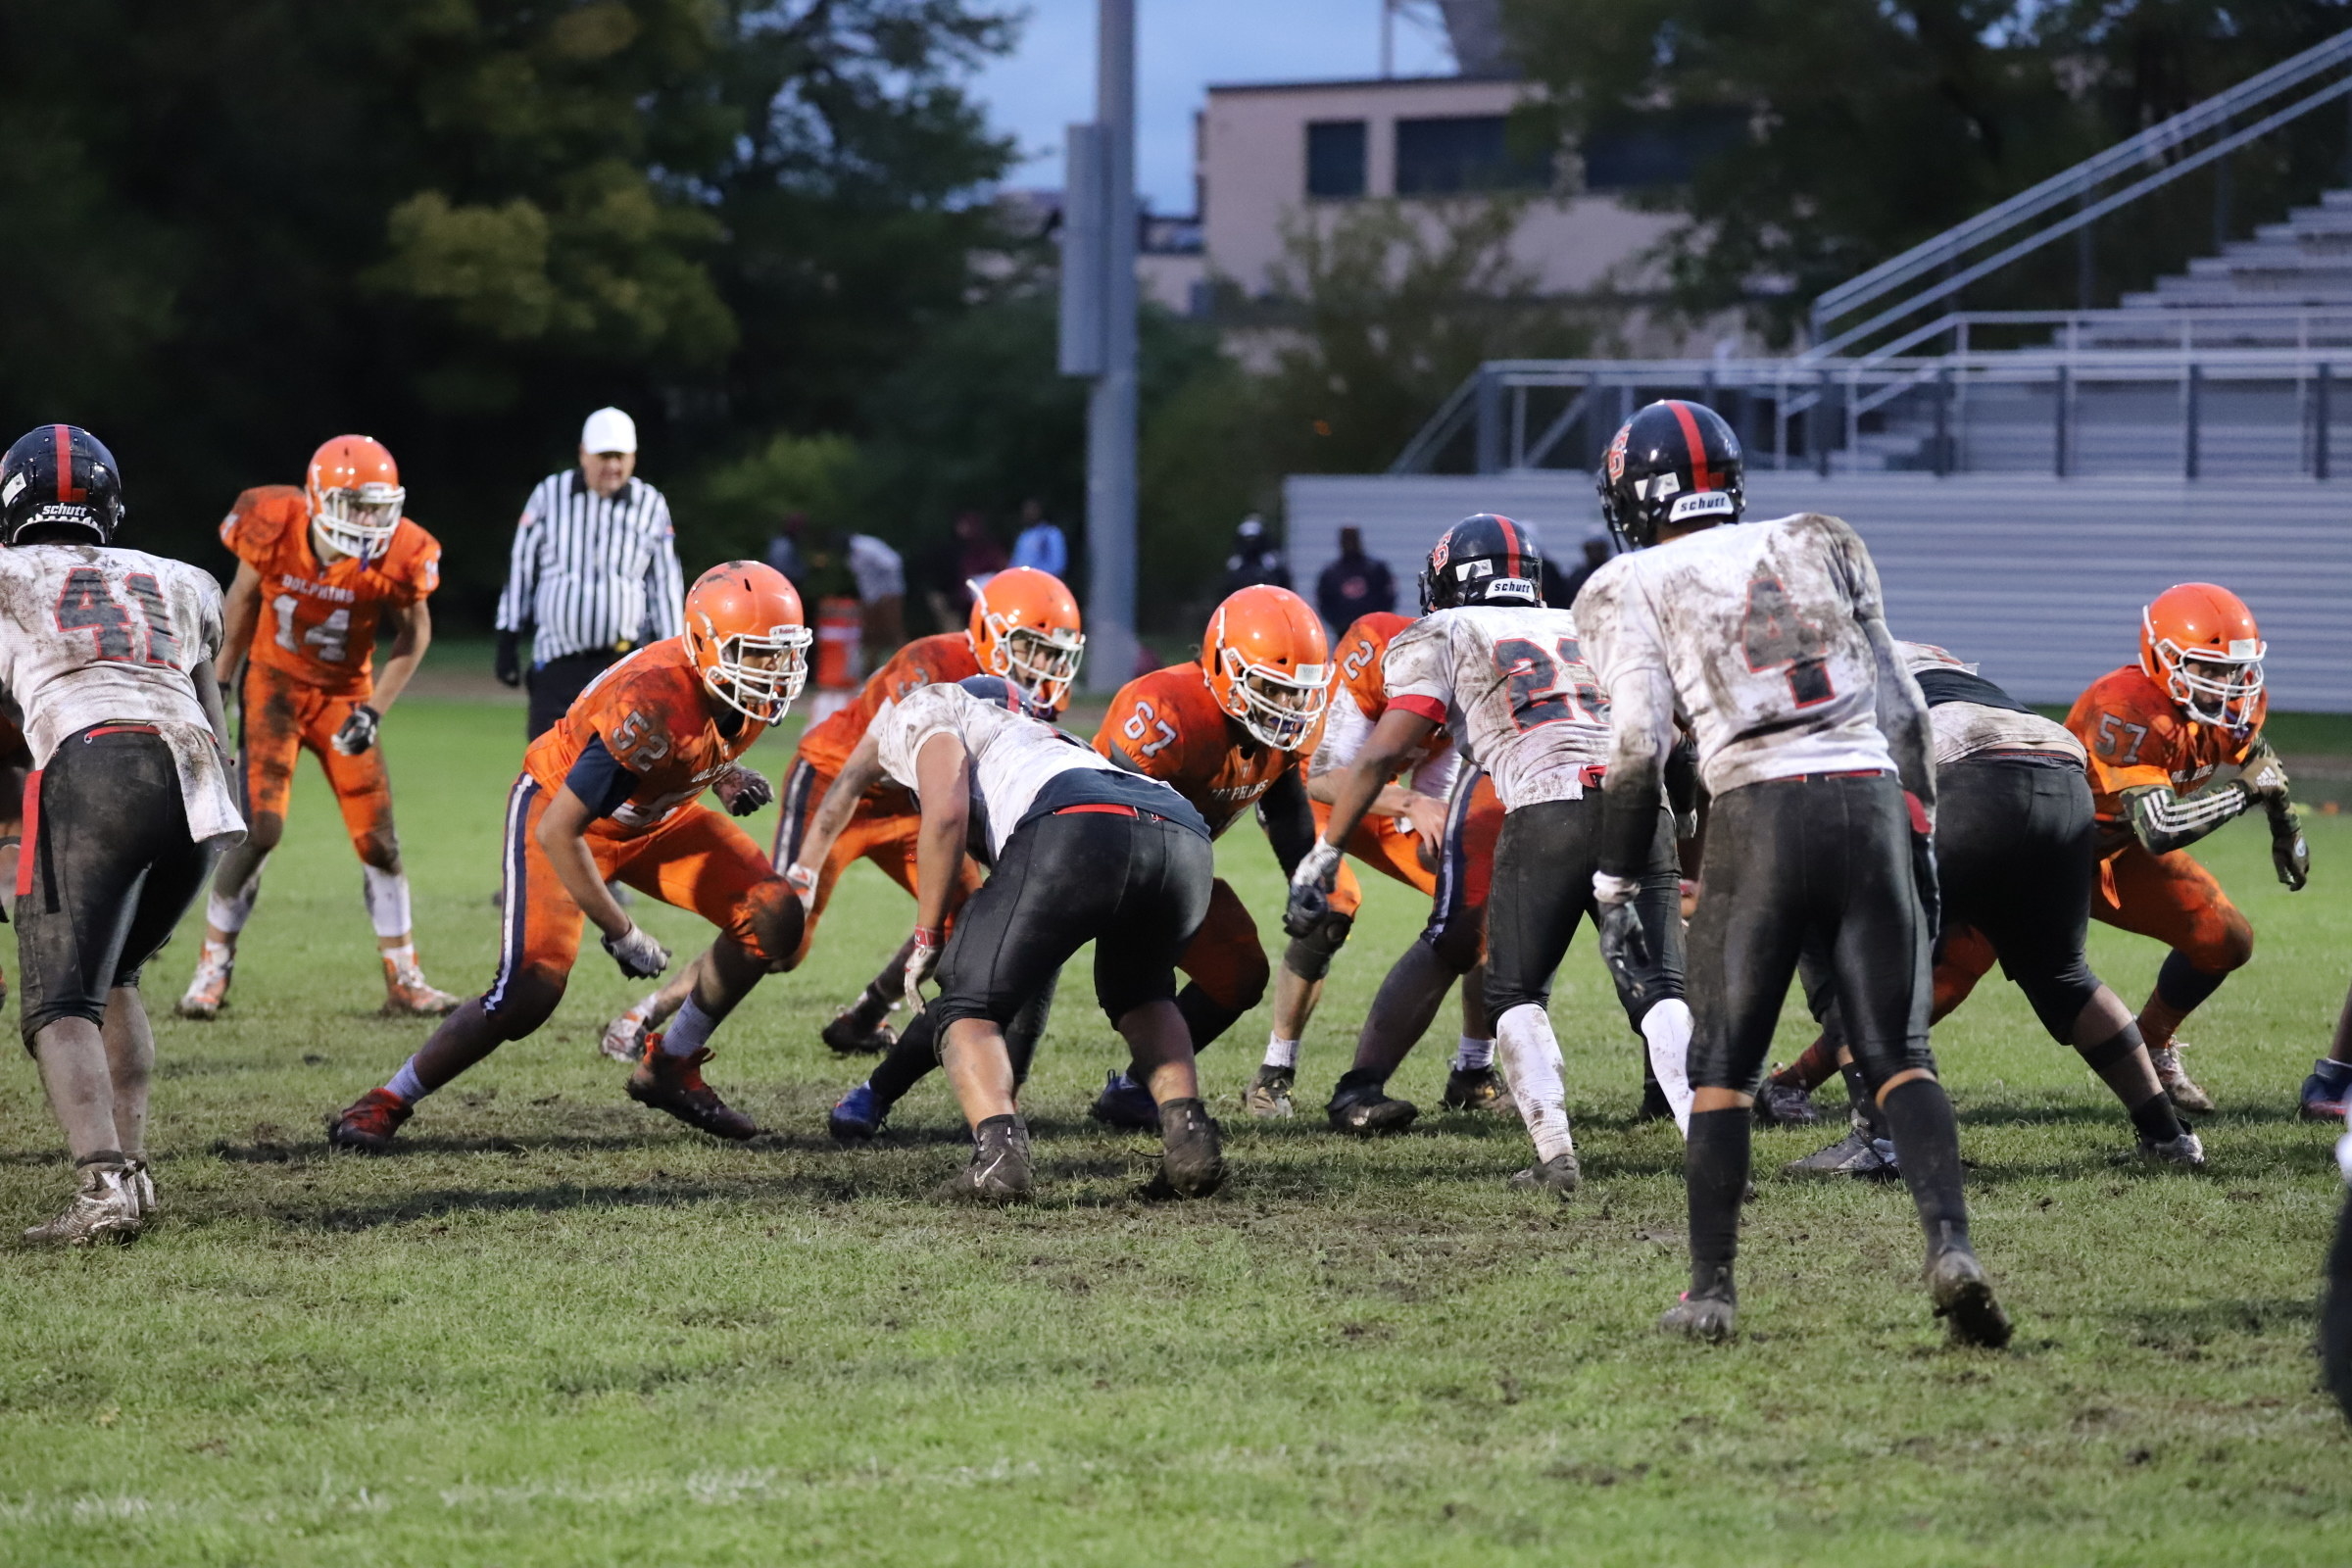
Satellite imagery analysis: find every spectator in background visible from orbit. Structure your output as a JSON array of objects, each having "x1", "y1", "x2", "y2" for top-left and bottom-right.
[
  {"x1": 494, "y1": 407, "x2": 685, "y2": 739},
  {"x1": 1557, "y1": 530, "x2": 1614, "y2": 609},
  {"x1": 1009, "y1": 498, "x2": 1068, "y2": 578},
  {"x1": 846, "y1": 532, "x2": 907, "y2": 666},
  {"x1": 1221, "y1": 514, "x2": 1290, "y2": 596},
  {"x1": 1314, "y1": 525, "x2": 1396, "y2": 632},
  {"x1": 766, "y1": 511, "x2": 808, "y2": 584},
  {"x1": 923, "y1": 511, "x2": 1008, "y2": 633}
]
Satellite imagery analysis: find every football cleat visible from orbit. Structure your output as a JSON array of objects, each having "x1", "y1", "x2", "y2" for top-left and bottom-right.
[
  {"x1": 1510, "y1": 1150, "x2": 1582, "y2": 1200},
  {"x1": 1089, "y1": 1069, "x2": 1161, "y2": 1133},
  {"x1": 1242, "y1": 1064, "x2": 1295, "y2": 1119},
  {"x1": 1783, "y1": 1121, "x2": 1900, "y2": 1181},
  {"x1": 326, "y1": 1087, "x2": 413, "y2": 1152},
  {"x1": 176, "y1": 941, "x2": 235, "y2": 1020},
  {"x1": 1148, "y1": 1098, "x2": 1226, "y2": 1200},
  {"x1": 22, "y1": 1159, "x2": 142, "y2": 1247},
  {"x1": 1636, "y1": 1079, "x2": 1674, "y2": 1123},
  {"x1": 1441, "y1": 1066, "x2": 1509, "y2": 1114},
  {"x1": 1753, "y1": 1078, "x2": 1823, "y2": 1126},
  {"x1": 2299, "y1": 1058, "x2": 2352, "y2": 1122},
  {"x1": 601, "y1": 993, "x2": 665, "y2": 1063},
  {"x1": 125, "y1": 1158, "x2": 156, "y2": 1222},
  {"x1": 379, "y1": 954, "x2": 462, "y2": 1018},
  {"x1": 828, "y1": 1081, "x2": 888, "y2": 1142},
  {"x1": 2137, "y1": 1130, "x2": 2207, "y2": 1168},
  {"x1": 2150, "y1": 1044, "x2": 2215, "y2": 1115},
  {"x1": 1326, "y1": 1076, "x2": 1418, "y2": 1137},
  {"x1": 1658, "y1": 1266, "x2": 1738, "y2": 1343},
  {"x1": 627, "y1": 1037, "x2": 759, "y2": 1141},
  {"x1": 1926, "y1": 1242, "x2": 2012, "y2": 1348},
  {"x1": 934, "y1": 1117, "x2": 1032, "y2": 1203},
  {"x1": 821, "y1": 1004, "x2": 898, "y2": 1056}
]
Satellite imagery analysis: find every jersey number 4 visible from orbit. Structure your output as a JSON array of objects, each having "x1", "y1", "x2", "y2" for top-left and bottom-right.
[
  {"x1": 1740, "y1": 572, "x2": 1835, "y2": 709},
  {"x1": 274, "y1": 595, "x2": 350, "y2": 663},
  {"x1": 1494, "y1": 637, "x2": 1603, "y2": 733},
  {"x1": 55, "y1": 566, "x2": 180, "y2": 665}
]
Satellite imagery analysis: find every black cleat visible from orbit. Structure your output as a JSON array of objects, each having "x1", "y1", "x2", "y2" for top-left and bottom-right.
[
  {"x1": 1441, "y1": 1066, "x2": 1508, "y2": 1113},
  {"x1": 627, "y1": 1038, "x2": 760, "y2": 1141},
  {"x1": 1783, "y1": 1121, "x2": 1899, "y2": 1180},
  {"x1": 1659, "y1": 1265, "x2": 1738, "y2": 1343},
  {"x1": 821, "y1": 1005, "x2": 898, "y2": 1056},
  {"x1": 1147, "y1": 1098, "x2": 1226, "y2": 1200},
  {"x1": 1326, "y1": 1073, "x2": 1418, "y2": 1137},
  {"x1": 934, "y1": 1115, "x2": 1033, "y2": 1203},
  {"x1": 1927, "y1": 1242, "x2": 2012, "y2": 1348},
  {"x1": 1241, "y1": 1064, "x2": 1295, "y2": 1119},
  {"x1": 1754, "y1": 1078, "x2": 1822, "y2": 1126},
  {"x1": 1509, "y1": 1150, "x2": 1582, "y2": 1200}
]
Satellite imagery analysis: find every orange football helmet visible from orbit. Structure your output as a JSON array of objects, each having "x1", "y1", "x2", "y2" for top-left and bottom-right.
[
  {"x1": 1201, "y1": 584, "x2": 1332, "y2": 752},
  {"x1": 306, "y1": 435, "x2": 405, "y2": 561},
  {"x1": 968, "y1": 566, "x2": 1085, "y2": 713},
  {"x1": 2140, "y1": 582, "x2": 2265, "y2": 732},
  {"x1": 686, "y1": 561, "x2": 811, "y2": 725}
]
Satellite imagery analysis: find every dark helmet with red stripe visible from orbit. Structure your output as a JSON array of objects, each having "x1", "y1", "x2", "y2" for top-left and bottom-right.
[
  {"x1": 1419, "y1": 513, "x2": 1544, "y2": 612},
  {"x1": 956, "y1": 673, "x2": 1054, "y2": 721},
  {"x1": 1597, "y1": 399, "x2": 1743, "y2": 550},
  {"x1": 1, "y1": 424, "x2": 124, "y2": 546}
]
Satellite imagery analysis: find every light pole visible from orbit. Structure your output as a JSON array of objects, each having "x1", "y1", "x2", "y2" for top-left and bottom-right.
[{"x1": 1059, "y1": 0, "x2": 1140, "y2": 692}]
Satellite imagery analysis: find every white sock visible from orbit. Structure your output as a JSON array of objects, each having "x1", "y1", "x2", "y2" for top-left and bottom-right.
[
  {"x1": 1495, "y1": 1004, "x2": 1574, "y2": 1163},
  {"x1": 1262, "y1": 1036, "x2": 1299, "y2": 1070},
  {"x1": 1640, "y1": 998, "x2": 1695, "y2": 1137},
  {"x1": 662, "y1": 996, "x2": 718, "y2": 1056},
  {"x1": 386, "y1": 1058, "x2": 430, "y2": 1105},
  {"x1": 206, "y1": 860, "x2": 267, "y2": 935},
  {"x1": 380, "y1": 941, "x2": 418, "y2": 975},
  {"x1": 362, "y1": 865, "x2": 412, "y2": 940},
  {"x1": 1451, "y1": 1036, "x2": 1494, "y2": 1072}
]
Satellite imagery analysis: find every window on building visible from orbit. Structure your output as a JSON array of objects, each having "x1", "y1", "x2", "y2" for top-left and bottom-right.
[
  {"x1": 1582, "y1": 109, "x2": 1747, "y2": 190},
  {"x1": 1305, "y1": 120, "x2": 1367, "y2": 199},
  {"x1": 1394, "y1": 115, "x2": 1549, "y2": 196}
]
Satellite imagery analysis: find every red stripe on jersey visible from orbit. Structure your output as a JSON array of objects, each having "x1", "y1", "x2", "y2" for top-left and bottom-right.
[
  {"x1": 1388, "y1": 694, "x2": 1448, "y2": 724},
  {"x1": 16, "y1": 768, "x2": 39, "y2": 900}
]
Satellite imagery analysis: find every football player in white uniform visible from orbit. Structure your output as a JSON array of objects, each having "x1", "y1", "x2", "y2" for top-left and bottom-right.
[
  {"x1": 1578, "y1": 398, "x2": 2008, "y2": 1348},
  {"x1": 1292, "y1": 514, "x2": 1696, "y2": 1197},
  {"x1": 791, "y1": 676, "x2": 1221, "y2": 1203},
  {"x1": 0, "y1": 425, "x2": 244, "y2": 1245}
]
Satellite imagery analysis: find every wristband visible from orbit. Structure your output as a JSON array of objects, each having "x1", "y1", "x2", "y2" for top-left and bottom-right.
[{"x1": 1592, "y1": 870, "x2": 1640, "y2": 906}]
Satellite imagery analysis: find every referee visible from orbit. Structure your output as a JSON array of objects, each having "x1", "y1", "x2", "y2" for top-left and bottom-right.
[{"x1": 494, "y1": 407, "x2": 687, "y2": 737}]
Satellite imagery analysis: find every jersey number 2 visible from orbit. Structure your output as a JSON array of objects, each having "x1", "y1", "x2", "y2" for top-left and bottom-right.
[
  {"x1": 274, "y1": 595, "x2": 350, "y2": 663},
  {"x1": 1740, "y1": 572, "x2": 1834, "y2": 709},
  {"x1": 1494, "y1": 637, "x2": 1602, "y2": 734},
  {"x1": 55, "y1": 567, "x2": 178, "y2": 665}
]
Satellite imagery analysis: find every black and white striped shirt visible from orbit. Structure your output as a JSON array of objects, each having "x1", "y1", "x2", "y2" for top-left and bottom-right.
[{"x1": 495, "y1": 470, "x2": 686, "y2": 663}]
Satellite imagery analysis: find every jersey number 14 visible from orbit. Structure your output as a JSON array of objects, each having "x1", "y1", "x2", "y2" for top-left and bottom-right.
[{"x1": 274, "y1": 595, "x2": 350, "y2": 663}]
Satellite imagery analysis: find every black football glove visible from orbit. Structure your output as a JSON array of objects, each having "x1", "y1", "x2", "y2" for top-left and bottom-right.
[
  {"x1": 1595, "y1": 899, "x2": 1652, "y2": 1003},
  {"x1": 2273, "y1": 803, "x2": 2311, "y2": 891},
  {"x1": 713, "y1": 764, "x2": 773, "y2": 818},
  {"x1": 330, "y1": 704, "x2": 381, "y2": 757},
  {"x1": 494, "y1": 629, "x2": 523, "y2": 690},
  {"x1": 1283, "y1": 841, "x2": 1342, "y2": 939}
]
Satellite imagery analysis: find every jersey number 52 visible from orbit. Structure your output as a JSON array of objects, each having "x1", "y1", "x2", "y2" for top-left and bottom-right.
[{"x1": 1494, "y1": 637, "x2": 1604, "y2": 733}]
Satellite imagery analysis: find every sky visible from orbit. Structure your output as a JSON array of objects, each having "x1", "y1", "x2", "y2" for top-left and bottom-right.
[{"x1": 966, "y1": 0, "x2": 1459, "y2": 214}]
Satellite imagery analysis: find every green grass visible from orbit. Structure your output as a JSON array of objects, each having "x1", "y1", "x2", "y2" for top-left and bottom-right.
[{"x1": 3, "y1": 697, "x2": 2351, "y2": 1566}]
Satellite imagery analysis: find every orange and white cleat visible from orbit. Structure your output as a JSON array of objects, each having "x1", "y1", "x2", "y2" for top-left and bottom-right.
[
  {"x1": 601, "y1": 991, "x2": 671, "y2": 1062},
  {"x1": 176, "y1": 940, "x2": 235, "y2": 1020},
  {"x1": 326, "y1": 1088, "x2": 413, "y2": 1152},
  {"x1": 379, "y1": 949, "x2": 461, "y2": 1017}
]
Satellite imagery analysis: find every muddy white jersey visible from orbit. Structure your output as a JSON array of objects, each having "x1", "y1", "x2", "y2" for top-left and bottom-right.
[
  {"x1": 1380, "y1": 605, "x2": 1611, "y2": 811},
  {"x1": 1901, "y1": 642, "x2": 2085, "y2": 768},
  {"x1": 1577, "y1": 514, "x2": 1895, "y2": 796},
  {"x1": 874, "y1": 683, "x2": 1166, "y2": 858},
  {"x1": 1308, "y1": 689, "x2": 1460, "y2": 800},
  {"x1": 0, "y1": 544, "x2": 244, "y2": 844}
]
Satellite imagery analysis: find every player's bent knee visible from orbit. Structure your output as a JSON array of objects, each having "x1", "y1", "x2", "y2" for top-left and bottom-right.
[
  {"x1": 2022, "y1": 964, "x2": 2102, "y2": 1044},
  {"x1": 486, "y1": 970, "x2": 564, "y2": 1037},
  {"x1": 2213, "y1": 909, "x2": 2255, "y2": 971},
  {"x1": 355, "y1": 832, "x2": 401, "y2": 873},
  {"x1": 1281, "y1": 911, "x2": 1352, "y2": 982},
  {"x1": 247, "y1": 811, "x2": 286, "y2": 854},
  {"x1": 1422, "y1": 919, "x2": 1484, "y2": 976},
  {"x1": 733, "y1": 878, "x2": 805, "y2": 971}
]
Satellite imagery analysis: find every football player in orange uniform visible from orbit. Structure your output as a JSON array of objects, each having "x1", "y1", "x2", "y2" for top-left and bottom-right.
[
  {"x1": 1242, "y1": 610, "x2": 1509, "y2": 1132},
  {"x1": 2062, "y1": 583, "x2": 2303, "y2": 1114},
  {"x1": 1086, "y1": 585, "x2": 1332, "y2": 1129},
  {"x1": 177, "y1": 436, "x2": 460, "y2": 1020},
  {"x1": 598, "y1": 566, "x2": 1084, "y2": 1060},
  {"x1": 325, "y1": 564, "x2": 812, "y2": 1152}
]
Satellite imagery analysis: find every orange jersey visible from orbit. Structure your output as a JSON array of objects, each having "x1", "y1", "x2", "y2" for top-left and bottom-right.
[
  {"x1": 1096, "y1": 662, "x2": 1302, "y2": 837},
  {"x1": 1324, "y1": 611, "x2": 1448, "y2": 774},
  {"x1": 2066, "y1": 664, "x2": 2264, "y2": 825},
  {"x1": 220, "y1": 485, "x2": 440, "y2": 697},
  {"x1": 793, "y1": 632, "x2": 979, "y2": 780},
  {"x1": 524, "y1": 640, "x2": 767, "y2": 837}
]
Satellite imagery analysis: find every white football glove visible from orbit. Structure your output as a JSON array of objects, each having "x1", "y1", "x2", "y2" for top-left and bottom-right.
[
  {"x1": 904, "y1": 927, "x2": 945, "y2": 1014},
  {"x1": 602, "y1": 923, "x2": 671, "y2": 980}
]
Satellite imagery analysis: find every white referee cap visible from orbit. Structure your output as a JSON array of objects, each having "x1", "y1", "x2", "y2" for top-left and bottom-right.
[{"x1": 580, "y1": 407, "x2": 637, "y2": 455}]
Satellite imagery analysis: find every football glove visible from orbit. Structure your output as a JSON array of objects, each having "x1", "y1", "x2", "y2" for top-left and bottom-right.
[
  {"x1": 1595, "y1": 902, "x2": 1652, "y2": 1000},
  {"x1": 904, "y1": 926, "x2": 944, "y2": 1014},
  {"x1": 1283, "y1": 841, "x2": 1343, "y2": 938},
  {"x1": 2241, "y1": 751, "x2": 2292, "y2": 804},
  {"x1": 330, "y1": 704, "x2": 381, "y2": 757},
  {"x1": 784, "y1": 861, "x2": 819, "y2": 910},
  {"x1": 713, "y1": 764, "x2": 773, "y2": 817},
  {"x1": 494, "y1": 629, "x2": 523, "y2": 690},
  {"x1": 602, "y1": 923, "x2": 671, "y2": 980},
  {"x1": 2273, "y1": 803, "x2": 2311, "y2": 891}
]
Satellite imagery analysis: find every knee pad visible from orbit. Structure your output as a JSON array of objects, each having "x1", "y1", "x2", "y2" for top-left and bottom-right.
[{"x1": 1282, "y1": 911, "x2": 1353, "y2": 982}]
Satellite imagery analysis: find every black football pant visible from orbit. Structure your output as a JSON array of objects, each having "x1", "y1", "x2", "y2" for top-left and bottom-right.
[
  {"x1": 525, "y1": 649, "x2": 623, "y2": 741},
  {"x1": 1483, "y1": 795, "x2": 1684, "y2": 1030}
]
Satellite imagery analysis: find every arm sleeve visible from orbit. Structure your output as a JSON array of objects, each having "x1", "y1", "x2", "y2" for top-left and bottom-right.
[
  {"x1": 2125, "y1": 779, "x2": 2253, "y2": 856},
  {"x1": 1582, "y1": 575, "x2": 1679, "y2": 878},
  {"x1": 1256, "y1": 762, "x2": 1317, "y2": 878},
  {"x1": 563, "y1": 737, "x2": 644, "y2": 821},
  {"x1": 495, "y1": 485, "x2": 544, "y2": 635},
  {"x1": 644, "y1": 491, "x2": 685, "y2": 642}
]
